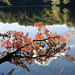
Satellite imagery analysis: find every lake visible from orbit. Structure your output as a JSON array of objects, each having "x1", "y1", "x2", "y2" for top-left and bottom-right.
[{"x1": 0, "y1": 5, "x2": 75, "y2": 75}]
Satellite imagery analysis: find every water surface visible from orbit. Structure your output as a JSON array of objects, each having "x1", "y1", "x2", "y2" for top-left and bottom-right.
[{"x1": 0, "y1": 6, "x2": 75, "y2": 75}]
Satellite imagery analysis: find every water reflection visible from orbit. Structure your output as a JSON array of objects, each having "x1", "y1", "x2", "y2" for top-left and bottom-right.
[
  {"x1": 0, "y1": 42, "x2": 74, "y2": 72},
  {"x1": 0, "y1": 25, "x2": 75, "y2": 75},
  {"x1": 7, "y1": 68, "x2": 15, "y2": 75},
  {"x1": 0, "y1": 6, "x2": 75, "y2": 75},
  {"x1": 1, "y1": 68, "x2": 15, "y2": 75},
  {"x1": 0, "y1": 24, "x2": 75, "y2": 72},
  {"x1": 0, "y1": 6, "x2": 75, "y2": 27}
]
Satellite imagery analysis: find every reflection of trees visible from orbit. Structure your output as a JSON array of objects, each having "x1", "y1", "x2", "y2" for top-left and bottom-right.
[
  {"x1": 51, "y1": 6, "x2": 75, "y2": 26},
  {"x1": 0, "y1": 41, "x2": 74, "y2": 72},
  {"x1": 0, "y1": 7, "x2": 47, "y2": 25},
  {"x1": 51, "y1": 0, "x2": 70, "y2": 5},
  {"x1": 1, "y1": 0, "x2": 51, "y2": 5},
  {"x1": 1, "y1": 0, "x2": 75, "y2": 6},
  {"x1": 1, "y1": 68, "x2": 15, "y2": 75},
  {"x1": 2, "y1": 0, "x2": 12, "y2": 5},
  {"x1": 2, "y1": 0, "x2": 74, "y2": 6},
  {"x1": 10, "y1": 57, "x2": 30, "y2": 72},
  {"x1": 0, "y1": 6, "x2": 75, "y2": 26},
  {"x1": 51, "y1": 5, "x2": 69, "y2": 24},
  {"x1": 7, "y1": 68, "x2": 15, "y2": 75}
]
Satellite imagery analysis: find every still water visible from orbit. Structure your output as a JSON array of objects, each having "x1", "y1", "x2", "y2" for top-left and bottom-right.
[{"x1": 0, "y1": 6, "x2": 75, "y2": 75}]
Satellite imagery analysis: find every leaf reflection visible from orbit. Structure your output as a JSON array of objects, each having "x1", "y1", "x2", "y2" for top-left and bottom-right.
[
  {"x1": 0, "y1": 22, "x2": 75, "y2": 72},
  {"x1": 1, "y1": 68, "x2": 15, "y2": 75},
  {"x1": 7, "y1": 68, "x2": 15, "y2": 75}
]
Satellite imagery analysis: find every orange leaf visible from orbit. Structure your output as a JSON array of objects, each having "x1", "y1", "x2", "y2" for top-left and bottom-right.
[
  {"x1": 70, "y1": 32, "x2": 74, "y2": 35},
  {"x1": 1, "y1": 44, "x2": 4, "y2": 47},
  {"x1": 60, "y1": 36, "x2": 66, "y2": 41},
  {"x1": 67, "y1": 40, "x2": 70, "y2": 43},
  {"x1": 65, "y1": 33, "x2": 71, "y2": 37}
]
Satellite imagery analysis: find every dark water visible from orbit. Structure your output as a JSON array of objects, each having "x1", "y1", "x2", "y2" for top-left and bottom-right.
[
  {"x1": 0, "y1": 5, "x2": 75, "y2": 26},
  {"x1": 0, "y1": 6, "x2": 75, "y2": 75}
]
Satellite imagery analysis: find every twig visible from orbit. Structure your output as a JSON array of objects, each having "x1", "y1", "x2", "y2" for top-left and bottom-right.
[
  {"x1": 0, "y1": 43, "x2": 31, "y2": 64},
  {"x1": 59, "y1": 68, "x2": 64, "y2": 75},
  {"x1": 0, "y1": 35, "x2": 59, "y2": 64},
  {"x1": 33, "y1": 36, "x2": 58, "y2": 42},
  {"x1": 0, "y1": 33, "x2": 10, "y2": 38}
]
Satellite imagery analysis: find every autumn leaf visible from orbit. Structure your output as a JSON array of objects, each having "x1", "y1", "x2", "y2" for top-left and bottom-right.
[
  {"x1": 60, "y1": 35, "x2": 66, "y2": 41},
  {"x1": 1, "y1": 22, "x2": 75, "y2": 59},
  {"x1": 1, "y1": 44, "x2": 4, "y2": 47},
  {"x1": 70, "y1": 32, "x2": 74, "y2": 35},
  {"x1": 67, "y1": 39, "x2": 70, "y2": 43},
  {"x1": 65, "y1": 33, "x2": 71, "y2": 37}
]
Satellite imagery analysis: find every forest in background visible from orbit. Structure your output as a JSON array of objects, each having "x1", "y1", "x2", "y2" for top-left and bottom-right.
[
  {"x1": 0, "y1": 0, "x2": 75, "y2": 6},
  {"x1": 0, "y1": 0, "x2": 75, "y2": 27},
  {"x1": 0, "y1": 6, "x2": 75, "y2": 27}
]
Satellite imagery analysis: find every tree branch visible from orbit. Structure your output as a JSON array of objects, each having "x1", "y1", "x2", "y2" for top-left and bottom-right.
[
  {"x1": 0, "y1": 35, "x2": 59, "y2": 64},
  {"x1": 0, "y1": 43, "x2": 30, "y2": 64},
  {"x1": 33, "y1": 36, "x2": 58, "y2": 42},
  {"x1": 0, "y1": 33, "x2": 10, "y2": 38}
]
